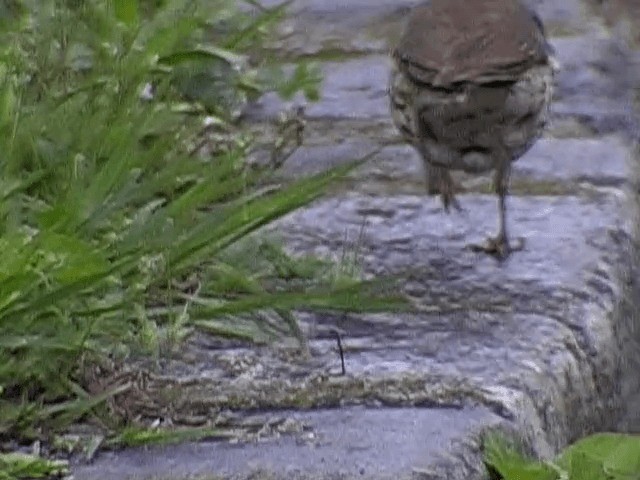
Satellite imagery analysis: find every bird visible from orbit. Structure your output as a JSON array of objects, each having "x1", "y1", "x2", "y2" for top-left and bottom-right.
[{"x1": 389, "y1": 0, "x2": 556, "y2": 259}]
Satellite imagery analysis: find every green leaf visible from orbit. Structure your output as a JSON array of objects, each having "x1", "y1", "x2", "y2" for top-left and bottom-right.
[
  {"x1": 158, "y1": 45, "x2": 246, "y2": 67},
  {"x1": 191, "y1": 277, "x2": 408, "y2": 318},
  {"x1": 37, "y1": 383, "x2": 132, "y2": 427},
  {"x1": 483, "y1": 433, "x2": 558, "y2": 480},
  {"x1": 166, "y1": 158, "x2": 364, "y2": 271},
  {"x1": 0, "y1": 452, "x2": 68, "y2": 480},
  {"x1": 278, "y1": 61, "x2": 322, "y2": 101},
  {"x1": 106, "y1": 426, "x2": 231, "y2": 448},
  {"x1": 224, "y1": 0, "x2": 293, "y2": 50},
  {"x1": 556, "y1": 432, "x2": 640, "y2": 479},
  {"x1": 0, "y1": 68, "x2": 17, "y2": 131},
  {"x1": 565, "y1": 450, "x2": 605, "y2": 480},
  {"x1": 37, "y1": 232, "x2": 110, "y2": 284},
  {"x1": 114, "y1": 0, "x2": 139, "y2": 28},
  {"x1": 0, "y1": 255, "x2": 137, "y2": 324}
]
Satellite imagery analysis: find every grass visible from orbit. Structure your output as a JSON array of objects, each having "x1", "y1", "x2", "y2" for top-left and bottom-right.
[{"x1": 0, "y1": 0, "x2": 406, "y2": 462}]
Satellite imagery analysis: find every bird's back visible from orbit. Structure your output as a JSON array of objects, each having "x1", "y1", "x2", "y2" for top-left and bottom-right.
[
  {"x1": 394, "y1": 0, "x2": 551, "y2": 86},
  {"x1": 389, "y1": 0, "x2": 554, "y2": 173}
]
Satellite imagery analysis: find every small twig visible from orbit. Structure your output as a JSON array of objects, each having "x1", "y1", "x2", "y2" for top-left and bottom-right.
[{"x1": 330, "y1": 327, "x2": 346, "y2": 375}]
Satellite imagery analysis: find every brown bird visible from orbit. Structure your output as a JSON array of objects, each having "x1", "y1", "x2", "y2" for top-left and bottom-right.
[{"x1": 389, "y1": 0, "x2": 555, "y2": 259}]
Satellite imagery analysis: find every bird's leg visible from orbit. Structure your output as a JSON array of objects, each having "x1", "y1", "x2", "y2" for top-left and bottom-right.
[
  {"x1": 426, "y1": 164, "x2": 463, "y2": 213},
  {"x1": 425, "y1": 163, "x2": 440, "y2": 196},
  {"x1": 468, "y1": 162, "x2": 524, "y2": 259}
]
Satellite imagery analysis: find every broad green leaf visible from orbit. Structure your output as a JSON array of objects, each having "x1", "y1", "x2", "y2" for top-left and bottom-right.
[
  {"x1": 565, "y1": 450, "x2": 605, "y2": 480},
  {"x1": 556, "y1": 432, "x2": 640, "y2": 479}
]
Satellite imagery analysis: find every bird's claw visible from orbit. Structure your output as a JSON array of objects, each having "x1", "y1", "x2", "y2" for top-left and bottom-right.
[
  {"x1": 467, "y1": 235, "x2": 525, "y2": 260},
  {"x1": 441, "y1": 191, "x2": 463, "y2": 213}
]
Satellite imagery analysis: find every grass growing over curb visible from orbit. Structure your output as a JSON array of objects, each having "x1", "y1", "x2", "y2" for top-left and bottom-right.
[{"x1": 0, "y1": 0, "x2": 405, "y2": 457}]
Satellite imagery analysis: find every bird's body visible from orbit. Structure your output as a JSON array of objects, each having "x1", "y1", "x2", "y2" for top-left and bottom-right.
[{"x1": 389, "y1": 0, "x2": 555, "y2": 258}]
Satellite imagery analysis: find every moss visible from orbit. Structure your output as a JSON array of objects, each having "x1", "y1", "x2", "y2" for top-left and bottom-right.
[
  {"x1": 327, "y1": 176, "x2": 581, "y2": 198},
  {"x1": 471, "y1": 179, "x2": 576, "y2": 196},
  {"x1": 261, "y1": 44, "x2": 379, "y2": 64}
]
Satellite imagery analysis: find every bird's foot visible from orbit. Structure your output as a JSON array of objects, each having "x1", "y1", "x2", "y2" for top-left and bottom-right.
[
  {"x1": 467, "y1": 235, "x2": 525, "y2": 260},
  {"x1": 426, "y1": 166, "x2": 464, "y2": 213},
  {"x1": 441, "y1": 188, "x2": 463, "y2": 213}
]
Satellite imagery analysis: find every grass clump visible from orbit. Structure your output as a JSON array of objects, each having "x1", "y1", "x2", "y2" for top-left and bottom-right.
[{"x1": 0, "y1": 0, "x2": 402, "y2": 452}]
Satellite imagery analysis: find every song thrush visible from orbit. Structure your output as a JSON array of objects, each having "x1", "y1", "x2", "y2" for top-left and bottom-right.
[{"x1": 389, "y1": 0, "x2": 555, "y2": 259}]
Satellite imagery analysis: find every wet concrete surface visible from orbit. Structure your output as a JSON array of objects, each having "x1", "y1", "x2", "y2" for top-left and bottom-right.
[{"x1": 72, "y1": 0, "x2": 640, "y2": 479}]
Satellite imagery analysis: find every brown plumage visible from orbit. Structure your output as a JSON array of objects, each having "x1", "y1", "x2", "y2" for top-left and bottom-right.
[{"x1": 389, "y1": 0, "x2": 555, "y2": 258}]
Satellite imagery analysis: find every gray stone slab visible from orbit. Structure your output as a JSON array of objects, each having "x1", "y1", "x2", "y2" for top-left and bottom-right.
[
  {"x1": 306, "y1": 57, "x2": 389, "y2": 119},
  {"x1": 547, "y1": 34, "x2": 637, "y2": 136},
  {"x1": 550, "y1": 35, "x2": 632, "y2": 98},
  {"x1": 269, "y1": 192, "x2": 639, "y2": 445},
  {"x1": 526, "y1": 0, "x2": 593, "y2": 30},
  {"x1": 272, "y1": 135, "x2": 631, "y2": 194},
  {"x1": 515, "y1": 136, "x2": 630, "y2": 186},
  {"x1": 73, "y1": 406, "x2": 501, "y2": 480},
  {"x1": 247, "y1": 56, "x2": 391, "y2": 122},
  {"x1": 260, "y1": 0, "x2": 593, "y2": 35},
  {"x1": 259, "y1": 0, "x2": 419, "y2": 13},
  {"x1": 551, "y1": 99, "x2": 637, "y2": 136},
  {"x1": 276, "y1": 194, "x2": 629, "y2": 292},
  {"x1": 273, "y1": 140, "x2": 385, "y2": 178}
]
